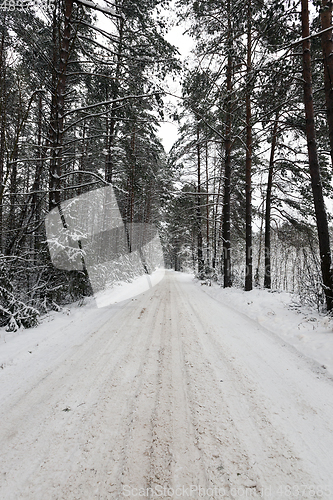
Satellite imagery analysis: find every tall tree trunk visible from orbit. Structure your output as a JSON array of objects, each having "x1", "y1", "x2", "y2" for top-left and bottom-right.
[
  {"x1": 222, "y1": 0, "x2": 232, "y2": 287},
  {"x1": 32, "y1": 94, "x2": 45, "y2": 261},
  {"x1": 49, "y1": 0, "x2": 73, "y2": 211},
  {"x1": 127, "y1": 129, "x2": 136, "y2": 230},
  {"x1": 302, "y1": 0, "x2": 333, "y2": 311},
  {"x1": 0, "y1": 29, "x2": 5, "y2": 253},
  {"x1": 49, "y1": 0, "x2": 93, "y2": 297},
  {"x1": 320, "y1": 0, "x2": 333, "y2": 167},
  {"x1": 245, "y1": 0, "x2": 252, "y2": 291},
  {"x1": 212, "y1": 152, "x2": 221, "y2": 269},
  {"x1": 32, "y1": 95, "x2": 43, "y2": 213},
  {"x1": 6, "y1": 156, "x2": 17, "y2": 255},
  {"x1": 49, "y1": 6, "x2": 59, "y2": 211},
  {"x1": 205, "y1": 139, "x2": 210, "y2": 267},
  {"x1": 144, "y1": 178, "x2": 152, "y2": 224},
  {"x1": 5, "y1": 91, "x2": 21, "y2": 255},
  {"x1": 197, "y1": 123, "x2": 204, "y2": 273},
  {"x1": 264, "y1": 116, "x2": 278, "y2": 289},
  {"x1": 105, "y1": 15, "x2": 124, "y2": 183},
  {"x1": 78, "y1": 123, "x2": 87, "y2": 195}
]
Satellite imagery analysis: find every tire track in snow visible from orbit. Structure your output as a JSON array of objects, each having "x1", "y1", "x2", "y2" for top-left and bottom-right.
[
  {"x1": 119, "y1": 278, "x2": 207, "y2": 497},
  {"x1": 173, "y1": 275, "x2": 333, "y2": 499},
  {"x1": 0, "y1": 292, "x2": 160, "y2": 499},
  {"x1": 173, "y1": 277, "x2": 260, "y2": 499},
  {"x1": 57, "y1": 291, "x2": 163, "y2": 500},
  {"x1": 1, "y1": 272, "x2": 333, "y2": 500}
]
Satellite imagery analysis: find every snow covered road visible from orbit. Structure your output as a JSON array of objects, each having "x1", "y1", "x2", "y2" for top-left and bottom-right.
[{"x1": 1, "y1": 271, "x2": 333, "y2": 500}]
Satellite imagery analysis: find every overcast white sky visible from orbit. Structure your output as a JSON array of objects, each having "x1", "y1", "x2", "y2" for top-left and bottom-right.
[{"x1": 158, "y1": 23, "x2": 194, "y2": 153}]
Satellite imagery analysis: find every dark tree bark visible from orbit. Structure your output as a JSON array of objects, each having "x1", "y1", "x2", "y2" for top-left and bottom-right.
[
  {"x1": 32, "y1": 94, "x2": 45, "y2": 258},
  {"x1": 264, "y1": 116, "x2": 278, "y2": 289},
  {"x1": 0, "y1": 29, "x2": 6, "y2": 252},
  {"x1": 245, "y1": 0, "x2": 252, "y2": 291},
  {"x1": 126, "y1": 129, "x2": 136, "y2": 231},
  {"x1": 212, "y1": 161, "x2": 222, "y2": 270},
  {"x1": 105, "y1": 15, "x2": 124, "y2": 183},
  {"x1": 6, "y1": 155, "x2": 17, "y2": 255},
  {"x1": 222, "y1": 0, "x2": 232, "y2": 288},
  {"x1": 320, "y1": 0, "x2": 333, "y2": 167},
  {"x1": 49, "y1": 6, "x2": 59, "y2": 211},
  {"x1": 49, "y1": 0, "x2": 73, "y2": 211},
  {"x1": 197, "y1": 123, "x2": 204, "y2": 273},
  {"x1": 205, "y1": 140, "x2": 210, "y2": 267},
  {"x1": 302, "y1": 0, "x2": 333, "y2": 311}
]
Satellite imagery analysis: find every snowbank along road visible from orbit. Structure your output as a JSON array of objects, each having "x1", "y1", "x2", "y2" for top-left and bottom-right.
[{"x1": 1, "y1": 271, "x2": 333, "y2": 500}]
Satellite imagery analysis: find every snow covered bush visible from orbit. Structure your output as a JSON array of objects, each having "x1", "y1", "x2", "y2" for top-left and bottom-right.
[
  {"x1": 0, "y1": 286, "x2": 40, "y2": 331},
  {"x1": 0, "y1": 260, "x2": 39, "y2": 331}
]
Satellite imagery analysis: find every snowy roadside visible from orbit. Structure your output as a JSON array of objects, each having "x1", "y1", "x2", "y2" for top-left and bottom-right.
[
  {"x1": 0, "y1": 268, "x2": 165, "y2": 376},
  {"x1": 2, "y1": 270, "x2": 333, "y2": 381},
  {"x1": 0, "y1": 295, "x2": 105, "y2": 374},
  {"x1": 195, "y1": 277, "x2": 333, "y2": 377}
]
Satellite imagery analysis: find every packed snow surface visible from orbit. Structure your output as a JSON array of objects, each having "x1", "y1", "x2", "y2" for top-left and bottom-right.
[{"x1": 1, "y1": 271, "x2": 333, "y2": 499}]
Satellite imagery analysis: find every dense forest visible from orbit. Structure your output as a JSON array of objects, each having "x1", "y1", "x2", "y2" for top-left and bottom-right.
[{"x1": 1, "y1": 0, "x2": 333, "y2": 330}]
